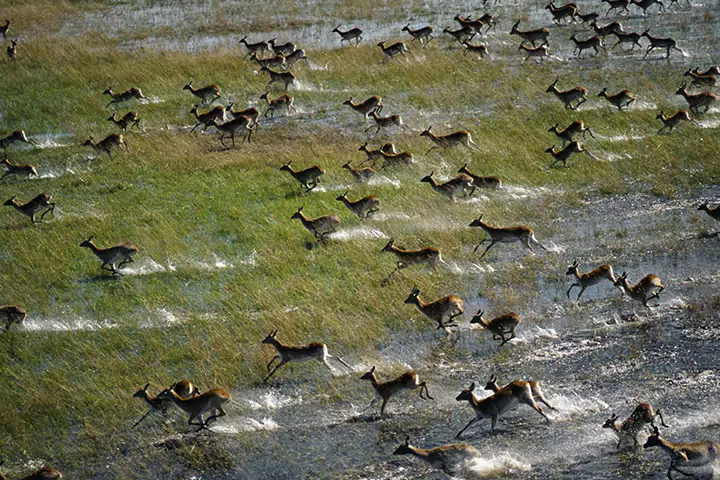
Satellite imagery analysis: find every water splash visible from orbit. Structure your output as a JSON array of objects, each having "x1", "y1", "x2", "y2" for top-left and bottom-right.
[
  {"x1": 328, "y1": 227, "x2": 386, "y2": 241},
  {"x1": 463, "y1": 454, "x2": 532, "y2": 478},
  {"x1": 22, "y1": 316, "x2": 118, "y2": 331}
]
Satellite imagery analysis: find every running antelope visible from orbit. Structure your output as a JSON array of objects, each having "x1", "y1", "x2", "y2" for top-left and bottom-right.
[
  {"x1": 381, "y1": 238, "x2": 444, "y2": 285},
  {"x1": 260, "y1": 66, "x2": 295, "y2": 91},
  {"x1": 643, "y1": 426, "x2": 720, "y2": 479},
  {"x1": 602, "y1": 0, "x2": 631, "y2": 15},
  {"x1": 238, "y1": 36, "x2": 270, "y2": 57},
  {"x1": 591, "y1": 20, "x2": 624, "y2": 38},
  {"x1": 698, "y1": 202, "x2": 720, "y2": 221},
  {"x1": 632, "y1": 0, "x2": 665, "y2": 14},
  {"x1": 570, "y1": 34, "x2": 604, "y2": 57},
  {"x1": 577, "y1": 11, "x2": 600, "y2": 23},
  {"x1": 471, "y1": 310, "x2": 521, "y2": 345},
  {"x1": 697, "y1": 66, "x2": 720, "y2": 77},
  {"x1": 546, "y1": 78, "x2": 588, "y2": 110},
  {"x1": 641, "y1": 31, "x2": 682, "y2": 59},
  {"x1": 377, "y1": 41, "x2": 412, "y2": 62},
  {"x1": 107, "y1": 112, "x2": 141, "y2": 131},
  {"x1": 228, "y1": 104, "x2": 260, "y2": 126},
  {"x1": 598, "y1": 88, "x2": 635, "y2": 110},
  {"x1": 291, "y1": 206, "x2": 340, "y2": 241},
  {"x1": 103, "y1": 86, "x2": 147, "y2": 108},
  {"x1": 455, "y1": 14, "x2": 495, "y2": 34},
  {"x1": 207, "y1": 115, "x2": 255, "y2": 146},
  {"x1": 4, "y1": 194, "x2": 55, "y2": 224},
  {"x1": 614, "y1": 272, "x2": 664, "y2": 307},
  {"x1": 519, "y1": 44, "x2": 549, "y2": 64},
  {"x1": 393, "y1": 436, "x2": 480, "y2": 476},
  {"x1": 269, "y1": 38, "x2": 296, "y2": 56},
  {"x1": 0, "y1": 305, "x2": 26, "y2": 331},
  {"x1": 361, "y1": 366, "x2": 433, "y2": 416},
  {"x1": 462, "y1": 40, "x2": 489, "y2": 59},
  {"x1": 0, "y1": 19, "x2": 9, "y2": 39},
  {"x1": 402, "y1": 24, "x2": 434, "y2": 47},
  {"x1": 421, "y1": 171, "x2": 474, "y2": 201},
  {"x1": 0, "y1": 464, "x2": 62, "y2": 480},
  {"x1": 332, "y1": 25, "x2": 363, "y2": 46},
  {"x1": 685, "y1": 69, "x2": 717, "y2": 88},
  {"x1": 284, "y1": 49, "x2": 308, "y2": 69},
  {"x1": 190, "y1": 104, "x2": 226, "y2": 132},
  {"x1": 611, "y1": 31, "x2": 642, "y2": 50},
  {"x1": 132, "y1": 381, "x2": 200, "y2": 428},
  {"x1": 656, "y1": 110, "x2": 697, "y2": 134},
  {"x1": 259, "y1": 92, "x2": 294, "y2": 118},
  {"x1": 158, "y1": 386, "x2": 230, "y2": 432},
  {"x1": 6, "y1": 39, "x2": 16, "y2": 60},
  {"x1": 458, "y1": 163, "x2": 501, "y2": 189},
  {"x1": 510, "y1": 20, "x2": 550, "y2": 47},
  {"x1": 566, "y1": 261, "x2": 616, "y2": 300},
  {"x1": 0, "y1": 130, "x2": 32, "y2": 149},
  {"x1": 280, "y1": 161, "x2": 325, "y2": 191},
  {"x1": 548, "y1": 120, "x2": 595, "y2": 145},
  {"x1": 455, "y1": 381, "x2": 550, "y2": 438},
  {"x1": 420, "y1": 126, "x2": 479, "y2": 153},
  {"x1": 675, "y1": 83, "x2": 717, "y2": 114},
  {"x1": 183, "y1": 82, "x2": 221, "y2": 105},
  {"x1": 545, "y1": 2, "x2": 578, "y2": 24},
  {"x1": 469, "y1": 214, "x2": 548, "y2": 259},
  {"x1": 404, "y1": 285, "x2": 463, "y2": 332},
  {"x1": 80, "y1": 236, "x2": 138, "y2": 274},
  {"x1": 342, "y1": 161, "x2": 376, "y2": 183},
  {"x1": 379, "y1": 149, "x2": 414, "y2": 169},
  {"x1": 366, "y1": 111, "x2": 410, "y2": 134},
  {"x1": 485, "y1": 375, "x2": 556, "y2": 411},
  {"x1": 344, "y1": 96, "x2": 383, "y2": 121},
  {"x1": 359, "y1": 142, "x2": 386, "y2": 166},
  {"x1": 336, "y1": 191, "x2": 380, "y2": 219},
  {"x1": 545, "y1": 141, "x2": 594, "y2": 167},
  {"x1": 261, "y1": 330, "x2": 351, "y2": 383},
  {"x1": 603, "y1": 403, "x2": 667, "y2": 449},
  {"x1": 249, "y1": 51, "x2": 286, "y2": 70},
  {"x1": 83, "y1": 134, "x2": 128, "y2": 158},
  {"x1": 0, "y1": 156, "x2": 38, "y2": 180},
  {"x1": 443, "y1": 25, "x2": 476, "y2": 45}
]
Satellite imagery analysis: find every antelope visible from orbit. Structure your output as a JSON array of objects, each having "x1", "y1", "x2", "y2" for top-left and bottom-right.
[
  {"x1": 359, "y1": 142, "x2": 386, "y2": 166},
  {"x1": 455, "y1": 14, "x2": 495, "y2": 34},
  {"x1": 668, "y1": 0, "x2": 691, "y2": 6},
  {"x1": 183, "y1": 82, "x2": 221, "y2": 104},
  {"x1": 366, "y1": 111, "x2": 410, "y2": 134},
  {"x1": 656, "y1": 110, "x2": 697, "y2": 134},
  {"x1": 590, "y1": 20, "x2": 624, "y2": 38},
  {"x1": 158, "y1": 386, "x2": 230, "y2": 432},
  {"x1": 462, "y1": 40, "x2": 489, "y2": 59},
  {"x1": 458, "y1": 163, "x2": 501, "y2": 189},
  {"x1": 259, "y1": 92, "x2": 294, "y2": 118},
  {"x1": 0, "y1": 19, "x2": 9, "y2": 39},
  {"x1": 641, "y1": 31, "x2": 682, "y2": 59},
  {"x1": 332, "y1": 25, "x2": 363, "y2": 46},
  {"x1": 238, "y1": 36, "x2": 270, "y2": 57},
  {"x1": 0, "y1": 305, "x2": 26, "y2": 331},
  {"x1": 598, "y1": 88, "x2": 635, "y2": 110},
  {"x1": 546, "y1": 78, "x2": 588, "y2": 110},
  {"x1": 381, "y1": 238, "x2": 444, "y2": 285},
  {"x1": 268, "y1": 38, "x2": 296, "y2": 56},
  {"x1": 377, "y1": 41, "x2": 412, "y2": 62},
  {"x1": 577, "y1": 11, "x2": 600, "y2": 23},
  {"x1": 545, "y1": 2, "x2": 578, "y2": 24},
  {"x1": 207, "y1": 115, "x2": 255, "y2": 146},
  {"x1": 566, "y1": 261, "x2": 616, "y2": 300},
  {"x1": 545, "y1": 141, "x2": 595, "y2": 167},
  {"x1": 675, "y1": 82, "x2": 717, "y2": 114},
  {"x1": 611, "y1": 31, "x2": 643, "y2": 50},
  {"x1": 107, "y1": 112, "x2": 141, "y2": 131},
  {"x1": 261, "y1": 330, "x2": 351, "y2": 383},
  {"x1": 336, "y1": 191, "x2": 380, "y2": 219},
  {"x1": 570, "y1": 34, "x2": 604, "y2": 57},
  {"x1": 342, "y1": 161, "x2": 375, "y2": 183},
  {"x1": 697, "y1": 66, "x2": 720, "y2": 77},
  {"x1": 484, "y1": 375, "x2": 556, "y2": 411},
  {"x1": 83, "y1": 134, "x2": 128, "y2": 158},
  {"x1": 6, "y1": 39, "x2": 16, "y2": 60},
  {"x1": 4, "y1": 194, "x2": 55, "y2": 224},
  {"x1": 471, "y1": 310, "x2": 521, "y2": 346},
  {"x1": 344, "y1": 96, "x2": 383, "y2": 121},
  {"x1": 404, "y1": 285, "x2": 464, "y2": 332},
  {"x1": 279, "y1": 161, "x2": 325, "y2": 191},
  {"x1": 443, "y1": 25, "x2": 476, "y2": 45},
  {"x1": 189, "y1": 104, "x2": 226, "y2": 132},
  {"x1": 421, "y1": 171, "x2": 474, "y2": 201},
  {"x1": 698, "y1": 202, "x2": 720, "y2": 221},
  {"x1": 519, "y1": 44, "x2": 549, "y2": 64},
  {"x1": 284, "y1": 48, "x2": 308, "y2": 69},
  {"x1": 0, "y1": 130, "x2": 32, "y2": 149},
  {"x1": 469, "y1": 214, "x2": 548, "y2": 259},
  {"x1": 361, "y1": 366, "x2": 433, "y2": 416},
  {"x1": 227, "y1": 104, "x2": 260, "y2": 126},
  {"x1": 684, "y1": 69, "x2": 716, "y2": 88},
  {"x1": 548, "y1": 120, "x2": 595, "y2": 145},
  {"x1": 603, "y1": 403, "x2": 668, "y2": 449},
  {"x1": 420, "y1": 126, "x2": 479, "y2": 153},
  {"x1": 132, "y1": 381, "x2": 200, "y2": 428},
  {"x1": 402, "y1": 24, "x2": 434, "y2": 47},
  {"x1": 614, "y1": 272, "x2": 664, "y2": 307},
  {"x1": 393, "y1": 436, "x2": 480, "y2": 476},
  {"x1": 0, "y1": 464, "x2": 62, "y2": 480},
  {"x1": 103, "y1": 86, "x2": 147, "y2": 108},
  {"x1": 643, "y1": 426, "x2": 720, "y2": 479},
  {"x1": 260, "y1": 65, "x2": 295, "y2": 91},
  {"x1": 291, "y1": 206, "x2": 340, "y2": 241},
  {"x1": 80, "y1": 236, "x2": 138, "y2": 274},
  {"x1": 0, "y1": 156, "x2": 38, "y2": 180},
  {"x1": 379, "y1": 149, "x2": 414, "y2": 169},
  {"x1": 510, "y1": 20, "x2": 550, "y2": 47},
  {"x1": 602, "y1": 0, "x2": 631, "y2": 15},
  {"x1": 249, "y1": 51, "x2": 286, "y2": 70},
  {"x1": 631, "y1": 0, "x2": 665, "y2": 14},
  {"x1": 455, "y1": 381, "x2": 550, "y2": 438}
]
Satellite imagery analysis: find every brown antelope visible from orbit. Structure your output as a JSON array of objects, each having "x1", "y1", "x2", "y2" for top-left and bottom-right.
[
  {"x1": 656, "y1": 110, "x2": 697, "y2": 134},
  {"x1": 611, "y1": 31, "x2": 642, "y2": 50},
  {"x1": 366, "y1": 111, "x2": 410, "y2": 134},
  {"x1": 332, "y1": 25, "x2": 363, "y2": 46},
  {"x1": 336, "y1": 191, "x2": 380, "y2": 219},
  {"x1": 158, "y1": 386, "x2": 231, "y2": 432},
  {"x1": 443, "y1": 25, "x2": 476, "y2": 45},
  {"x1": 454, "y1": 15, "x2": 484, "y2": 35},
  {"x1": 577, "y1": 11, "x2": 600, "y2": 23},
  {"x1": 614, "y1": 272, "x2": 664, "y2": 307},
  {"x1": 207, "y1": 115, "x2": 255, "y2": 146},
  {"x1": 598, "y1": 88, "x2": 635, "y2": 110},
  {"x1": 0, "y1": 156, "x2": 38, "y2": 180},
  {"x1": 632, "y1": 0, "x2": 665, "y2": 14},
  {"x1": 698, "y1": 202, "x2": 720, "y2": 221},
  {"x1": 261, "y1": 330, "x2": 351, "y2": 383},
  {"x1": 421, "y1": 171, "x2": 474, "y2": 201},
  {"x1": 342, "y1": 161, "x2": 375, "y2": 183},
  {"x1": 83, "y1": 134, "x2": 128, "y2": 158},
  {"x1": 284, "y1": 48, "x2": 308, "y2": 69},
  {"x1": 548, "y1": 120, "x2": 595, "y2": 145},
  {"x1": 644, "y1": 426, "x2": 720, "y2": 479},
  {"x1": 6, "y1": 39, "x2": 16, "y2": 60},
  {"x1": 420, "y1": 126, "x2": 479, "y2": 153},
  {"x1": 259, "y1": 92, "x2": 294, "y2": 118},
  {"x1": 545, "y1": 2, "x2": 578, "y2": 24},
  {"x1": 268, "y1": 38, "x2": 296, "y2": 56},
  {"x1": 4, "y1": 194, "x2": 55, "y2": 224},
  {"x1": 519, "y1": 44, "x2": 549, "y2": 64},
  {"x1": 361, "y1": 366, "x2": 433, "y2": 416},
  {"x1": 603, "y1": 403, "x2": 667, "y2": 449},
  {"x1": 570, "y1": 34, "x2": 604, "y2": 57},
  {"x1": 189, "y1": 104, "x2": 226, "y2": 132},
  {"x1": 510, "y1": 20, "x2": 550, "y2": 47},
  {"x1": 393, "y1": 436, "x2": 480, "y2": 476},
  {"x1": 227, "y1": 104, "x2": 260, "y2": 126},
  {"x1": 377, "y1": 41, "x2": 412, "y2": 62},
  {"x1": 183, "y1": 82, "x2": 221, "y2": 105},
  {"x1": 404, "y1": 285, "x2": 463, "y2": 331},
  {"x1": 381, "y1": 238, "x2": 444, "y2": 285},
  {"x1": 458, "y1": 163, "x2": 501, "y2": 189},
  {"x1": 238, "y1": 36, "x2": 271, "y2": 57},
  {"x1": 546, "y1": 78, "x2": 588, "y2": 110},
  {"x1": 469, "y1": 214, "x2": 548, "y2": 259},
  {"x1": 545, "y1": 141, "x2": 595, "y2": 167},
  {"x1": 0, "y1": 130, "x2": 32, "y2": 149},
  {"x1": 80, "y1": 236, "x2": 138, "y2": 274},
  {"x1": 684, "y1": 69, "x2": 717, "y2": 88},
  {"x1": 402, "y1": 24, "x2": 434, "y2": 47},
  {"x1": 260, "y1": 66, "x2": 295, "y2": 91},
  {"x1": 103, "y1": 86, "x2": 147, "y2": 108},
  {"x1": 697, "y1": 66, "x2": 720, "y2": 77},
  {"x1": 344, "y1": 96, "x2": 383, "y2": 121},
  {"x1": 132, "y1": 381, "x2": 200, "y2": 428},
  {"x1": 566, "y1": 261, "x2": 616, "y2": 300},
  {"x1": 359, "y1": 142, "x2": 386, "y2": 166},
  {"x1": 0, "y1": 19, "x2": 10, "y2": 39},
  {"x1": 280, "y1": 161, "x2": 325, "y2": 191},
  {"x1": 249, "y1": 51, "x2": 286, "y2": 70},
  {"x1": 379, "y1": 149, "x2": 414, "y2": 169},
  {"x1": 291, "y1": 206, "x2": 340, "y2": 241},
  {"x1": 107, "y1": 112, "x2": 141, "y2": 131},
  {"x1": 0, "y1": 464, "x2": 62, "y2": 480},
  {"x1": 675, "y1": 82, "x2": 717, "y2": 114},
  {"x1": 0, "y1": 305, "x2": 26, "y2": 331},
  {"x1": 462, "y1": 40, "x2": 489, "y2": 59},
  {"x1": 484, "y1": 374, "x2": 556, "y2": 411},
  {"x1": 455, "y1": 381, "x2": 550, "y2": 437},
  {"x1": 471, "y1": 310, "x2": 521, "y2": 346},
  {"x1": 641, "y1": 31, "x2": 682, "y2": 59},
  {"x1": 591, "y1": 20, "x2": 624, "y2": 38},
  {"x1": 602, "y1": 0, "x2": 631, "y2": 15}
]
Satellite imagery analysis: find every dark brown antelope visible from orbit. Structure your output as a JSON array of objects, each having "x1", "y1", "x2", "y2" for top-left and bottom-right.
[
  {"x1": 228, "y1": 104, "x2": 260, "y2": 126},
  {"x1": 80, "y1": 236, "x2": 138, "y2": 274},
  {"x1": 404, "y1": 285, "x2": 464, "y2": 332},
  {"x1": 361, "y1": 366, "x2": 433, "y2": 416},
  {"x1": 249, "y1": 51, "x2": 286, "y2": 70},
  {"x1": 0, "y1": 156, "x2": 38, "y2": 180},
  {"x1": 602, "y1": 0, "x2": 631, "y2": 15},
  {"x1": 103, "y1": 86, "x2": 147, "y2": 108},
  {"x1": 611, "y1": 31, "x2": 642, "y2": 50},
  {"x1": 577, "y1": 11, "x2": 600, "y2": 23},
  {"x1": 519, "y1": 44, "x2": 548, "y2": 64},
  {"x1": 379, "y1": 149, "x2": 414, "y2": 169},
  {"x1": 402, "y1": 24, "x2": 434, "y2": 47},
  {"x1": 697, "y1": 66, "x2": 720, "y2": 77},
  {"x1": 207, "y1": 115, "x2": 255, "y2": 146},
  {"x1": 698, "y1": 202, "x2": 720, "y2": 221},
  {"x1": 0, "y1": 130, "x2": 32, "y2": 149},
  {"x1": 510, "y1": 20, "x2": 550, "y2": 47},
  {"x1": 381, "y1": 238, "x2": 444, "y2": 285},
  {"x1": 0, "y1": 464, "x2": 62, "y2": 480},
  {"x1": 462, "y1": 40, "x2": 489, "y2": 59},
  {"x1": 291, "y1": 206, "x2": 340, "y2": 241},
  {"x1": 189, "y1": 104, "x2": 226, "y2": 132},
  {"x1": 590, "y1": 20, "x2": 624, "y2": 38},
  {"x1": 260, "y1": 66, "x2": 295, "y2": 91},
  {"x1": 268, "y1": 38, "x2": 296, "y2": 56},
  {"x1": 675, "y1": 82, "x2": 717, "y2": 114},
  {"x1": 420, "y1": 171, "x2": 475, "y2": 201},
  {"x1": 183, "y1": 82, "x2": 221, "y2": 104},
  {"x1": 631, "y1": 0, "x2": 665, "y2": 14},
  {"x1": 366, "y1": 111, "x2": 410, "y2": 134},
  {"x1": 603, "y1": 403, "x2": 667, "y2": 449},
  {"x1": 469, "y1": 214, "x2": 548, "y2": 259},
  {"x1": 471, "y1": 310, "x2": 521, "y2": 345},
  {"x1": 393, "y1": 436, "x2": 480, "y2": 476},
  {"x1": 377, "y1": 41, "x2": 412, "y2": 62},
  {"x1": 259, "y1": 92, "x2": 294, "y2": 118},
  {"x1": 336, "y1": 191, "x2": 380, "y2": 219},
  {"x1": 545, "y1": 141, "x2": 595, "y2": 167},
  {"x1": 684, "y1": 69, "x2": 716, "y2": 88},
  {"x1": 238, "y1": 36, "x2": 271, "y2": 57},
  {"x1": 643, "y1": 426, "x2": 719, "y2": 479},
  {"x1": 570, "y1": 34, "x2": 605, "y2": 57},
  {"x1": 614, "y1": 272, "x2": 664, "y2": 307},
  {"x1": 6, "y1": 39, "x2": 16, "y2": 60},
  {"x1": 332, "y1": 25, "x2": 363, "y2": 46},
  {"x1": 83, "y1": 134, "x2": 128, "y2": 158},
  {"x1": 0, "y1": 19, "x2": 10, "y2": 39},
  {"x1": 420, "y1": 126, "x2": 480, "y2": 153},
  {"x1": 454, "y1": 15, "x2": 485, "y2": 35},
  {"x1": 107, "y1": 112, "x2": 141, "y2": 131},
  {"x1": 342, "y1": 161, "x2": 375, "y2": 183},
  {"x1": 656, "y1": 110, "x2": 697, "y2": 134},
  {"x1": 280, "y1": 161, "x2": 325, "y2": 191},
  {"x1": 344, "y1": 96, "x2": 383, "y2": 121},
  {"x1": 3, "y1": 194, "x2": 55, "y2": 224},
  {"x1": 443, "y1": 25, "x2": 476, "y2": 45},
  {"x1": 458, "y1": 163, "x2": 501, "y2": 189},
  {"x1": 566, "y1": 261, "x2": 616, "y2": 300},
  {"x1": 546, "y1": 78, "x2": 588, "y2": 110},
  {"x1": 0, "y1": 305, "x2": 26, "y2": 331},
  {"x1": 545, "y1": 2, "x2": 578, "y2": 24},
  {"x1": 598, "y1": 88, "x2": 635, "y2": 110},
  {"x1": 548, "y1": 120, "x2": 595, "y2": 145},
  {"x1": 284, "y1": 49, "x2": 308, "y2": 69},
  {"x1": 261, "y1": 330, "x2": 351, "y2": 383},
  {"x1": 641, "y1": 31, "x2": 682, "y2": 59}
]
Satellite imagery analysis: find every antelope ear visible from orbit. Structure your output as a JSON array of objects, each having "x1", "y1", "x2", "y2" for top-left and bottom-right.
[
  {"x1": 143, "y1": 383, "x2": 150, "y2": 391},
  {"x1": 469, "y1": 382, "x2": 475, "y2": 390},
  {"x1": 370, "y1": 366, "x2": 376, "y2": 373},
  {"x1": 404, "y1": 435, "x2": 410, "y2": 445}
]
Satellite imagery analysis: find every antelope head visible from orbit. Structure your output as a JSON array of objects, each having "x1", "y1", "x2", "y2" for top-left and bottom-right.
[
  {"x1": 261, "y1": 329, "x2": 279, "y2": 344},
  {"x1": 404, "y1": 285, "x2": 421, "y2": 304}
]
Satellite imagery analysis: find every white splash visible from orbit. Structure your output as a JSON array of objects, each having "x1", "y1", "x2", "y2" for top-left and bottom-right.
[
  {"x1": 329, "y1": 227, "x2": 386, "y2": 241},
  {"x1": 368, "y1": 176, "x2": 401, "y2": 188},
  {"x1": 464, "y1": 454, "x2": 532, "y2": 478},
  {"x1": 22, "y1": 316, "x2": 118, "y2": 331},
  {"x1": 122, "y1": 258, "x2": 167, "y2": 276},
  {"x1": 245, "y1": 391, "x2": 302, "y2": 411}
]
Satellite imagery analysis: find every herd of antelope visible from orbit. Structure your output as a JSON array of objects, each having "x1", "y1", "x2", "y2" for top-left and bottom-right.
[{"x1": 0, "y1": 0, "x2": 719, "y2": 478}]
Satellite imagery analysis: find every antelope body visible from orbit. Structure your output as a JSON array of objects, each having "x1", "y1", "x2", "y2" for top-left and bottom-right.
[
  {"x1": 269, "y1": 38, "x2": 296, "y2": 56},
  {"x1": 545, "y1": 2, "x2": 578, "y2": 23},
  {"x1": 291, "y1": 206, "x2": 340, "y2": 241},
  {"x1": 228, "y1": 104, "x2": 260, "y2": 125},
  {"x1": 591, "y1": 20, "x2": 624, "y2": 38},
  {"x1": 1, "y1": 156, "x2": 38, "y2": 180},
  {"x1": 675, "y1": 82, "x2": 717, "y2": 114},
  {"x1": 404, "y1": 285, "x2": 463, "y2": 331},
  {"x1": 342, "y1": 161, "x2": 375, "y2": 183},
  {"x1": 546, "y1": 78, "x2": 588, "y2": 110},
  {"x1": 260, "y1": 92, "x2": 294, "y2": 118},
  {"x1": 381, "y1": 238, "x2": 443, "y2": 285},
  {"x1": 469, "y1": 214, "x2": 547, "y2": 259},
  {"x1": 612, "y1": 31, "x2": 642, "y2": 50},
  {"x1": 471, "y1": 310, "x2": 521, "y2": 345},
  {"x1": 402, "y1": 24, "x2": 434, "y2": 47},
  {"x1": 332, "y1": 25, "x2": 363, "y2": 46},
  {"x1": 614, "y1": 272, "x2": 664, "y2": 307},
  {"x1": 458, "y1": 163, "x2": 501, "y2": 189},
  {"x1": 279, "y1": 161, "x2": 325, "y2": 191},
  {"x1": 377, "y1": 41, "x2": 411, "y2": 62},
  {"x1": 570, "y1": 34, "x2": 604, "y2": 57},
  {"x1": 420, "y1": 126, "x2": 479, "y2": 153},
  {"x1": 443, "y1": 26, "x2": 476, "y2": 45},
  {"x1": 0, "y1": 305, "x2": 26, "y2": 331},
  {"x1": 603, "y1": 403, "x2": 667, "y2": 449},
  {"x1": 83, "y1": 134, "x2": 128, "y2": 158},
  {"x1": 602, "y1": 0, "x2": 631, "y2": 15},
  {"x1": 598, "y1": 88, "x2": 635, "y2": 110},
  {"x1": 656, "y1": 110, "x2": 696, "y2": 134},
  {"x1": 260, "y1": 66, "x2": 295, "y2": 91},
  {"x1": 344, "y1": 96, "x2": 383, "y2": 120},
  {"x1": 0, "y1": 130, "x2": 31, "y2": 149},
  {"x1": 79, "y1": 236, "x2": 138, "y2": 274},
  {"x1": 393, "y1": 436, "x2": 480, "y2": 476},
  {"x1": 366, "y1": 111, "x2": 409, "y2": 133},
  {"x1": 484, "y1": 374, "x2": 556, "y2": 411},
  {"x1": 641, "y1": 31, "x2": 682, "y2": 59},
  {"x1": 420, "y1": 171, "x2": 474, "y2": 201},
  {"x1": 239, "y1": 36, "x2": 270, "y2": 57},
  {"x1": 132, "y1": 381, "x2": 200, "y2": 428},
  {"x1": 158, "y1": 387, "x2": 230, "y2": 431},
  {"x1": 183, "y1": 82, "x2": 221, "y2": 104},
  {"x1": 336, "y1": 191, "x2": 379, "y2": 219},
  {"x1": 519, "y1": 44, "x2": 549, "y2": 64},
  {"x1": 107, "y1": 112, "x2": 141, "y2": 131},
  {"x1": 462, "y1": 40, "x2": 489, "y2": 59},
  {"x1": 643, "y1": 426, "x2": 719, "y2": 479},
  {"x1": 284, "y1": 48, "x2": 308, "y2": 69},
  {"x1": 103, "y1": 86, "x2": 146, "y2": 108},
  {"x1": 684, "y1": 69, "x2": 716, "y2": 88},
  {"x1": 0, "y1": 464, "x2": 62, "y2": 480},
  {"x1": 7, "y1": 39, "x2": 16, "y2": 60},
  {"x1": 190, "y1": 104, "x2": 226, "y2": 132},
  {"x1": 549, "y1": 120, "x2": 595, "y2": 145},
  {"x1": 261, "y1": 330, "x2": 351, "y2": 383},
  {"x1": 545, "y1": 141, "x2": 592, "y2": 167},
  {"x1": 698, "y1": 202, "x2": 720, "y2": 221},
  {"x1": 361, "y1": 366, "x2": 432, "y2": 415},
  {"x1": 566, "y1": 261, "x2": 616, "y2": 300},
  {"x1": 632, "y1": 0, "x2": 665, "y2": 14},
  {"x1": 0, "y1": 19, "x2": 9, "y2": 39},
  {"x1": 510, "y1": 20, "x2": 550, "y2": 47},
  {"x1": 249, "y1": 51, "x2": 286, "y2": 70},
  {"x1": 207, "y1": 115, "x2": 255, "y2": 146},
  {"x1": 3, "y1": 194, "x2": 55, "y2": 224}
]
